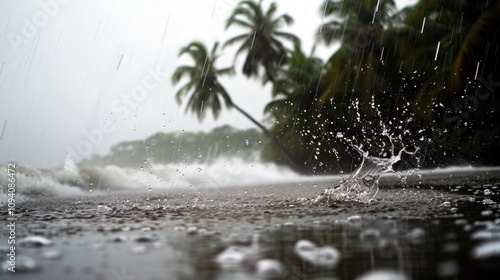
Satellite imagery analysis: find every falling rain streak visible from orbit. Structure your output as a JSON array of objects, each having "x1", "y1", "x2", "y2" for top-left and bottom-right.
[
  {"x1": 116, "y1": 54, "x2": 124, "y2": 70},
  {"x1": 0, "y1": 120, "x2": 7, "y2": 140},
  {"x1": 250, "y1": 30, "x2": 257, "y2": 49},
  {"x1": 161, "y1": 14, "x2": 171, "y2": 43},
  {"x1": 372, "y1": 0, "x2": 380, "y2": 23},
  {"x1": 475, "y1": 61, "x2": 481, "y2": 80},
  {"x1": 434, "y1": 41, "x2": 440, "y2": 61},
  {"x1": 53, "y1": 27, "x2": 64, "y2": 53},
  {"x1": 319, "y1": 2, "x2": 328, "y2": 33}
]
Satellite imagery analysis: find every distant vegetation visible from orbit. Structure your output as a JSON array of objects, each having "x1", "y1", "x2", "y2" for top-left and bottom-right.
[
  {"x1": 79, "y1": 125, "x2": 266, "y2": 167},
  {"x1": 172, "y1": 0, "x2": 500, "y2": 174}
]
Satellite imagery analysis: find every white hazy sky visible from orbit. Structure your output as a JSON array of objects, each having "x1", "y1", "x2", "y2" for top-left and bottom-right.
[{"x1": 0, "y1": 0, "x2": 416, "y2": 167}]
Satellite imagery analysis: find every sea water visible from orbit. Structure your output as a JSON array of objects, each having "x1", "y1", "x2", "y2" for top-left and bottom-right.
[{"x1": 0, "y1": 157, "x2": 301, "y2": 204}]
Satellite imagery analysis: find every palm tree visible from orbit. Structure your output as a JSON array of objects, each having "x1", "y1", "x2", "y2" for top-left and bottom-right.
[
  {"x1": 172, "y1": 42, "x2": 233, "y2": 121},
  {"x1": 172, "y1": 41, "x2": 306, "y2": 172},
  {"x1": 224, "y1": 0, "x2": 299, "y2": 83},
  {"x1": 317, "y1": 0, "x2": 400, "y2": 112}
]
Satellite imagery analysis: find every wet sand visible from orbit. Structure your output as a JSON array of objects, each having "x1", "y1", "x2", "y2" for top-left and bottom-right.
[{"x1": 1, "y1": 168, "x2": 500, "y2": 280}]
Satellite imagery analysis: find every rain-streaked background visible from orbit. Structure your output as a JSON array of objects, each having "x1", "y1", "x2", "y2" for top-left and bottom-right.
[{"x1": 0, "y1": 0, "x2": 415, "y2": 167}]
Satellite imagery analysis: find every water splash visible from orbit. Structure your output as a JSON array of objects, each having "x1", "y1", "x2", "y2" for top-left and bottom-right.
[{"x1": 315, "y1": 132, "x2": 418, "y2": 204}]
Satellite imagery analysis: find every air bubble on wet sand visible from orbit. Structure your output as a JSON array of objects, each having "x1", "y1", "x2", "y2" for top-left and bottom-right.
[
  {"x1": 255, "y1": 259, "x2": 283, "y2": 276},
  {"x1": 472, "y1": 240, "x2": 500, "y2": 259},
  {"x1": 215, "y1": 246, "x2": 256, "y2": 270},
  {"x1": 294, "y1": 240, "x2": 341, "y2": 269},
  {"x1": 19, "y1": 236, "x2": 53, "y2": 247}
]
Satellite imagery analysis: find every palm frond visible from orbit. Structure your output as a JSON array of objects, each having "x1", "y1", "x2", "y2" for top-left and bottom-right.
[
  {"x1": 272, "y1": 14, "x2": 294, "y2": 26},
  {"x1": 171, "y1": 66, "x2": 195, "y2": 84},
  {"x1": 223, "y1": 33, "x2": 250, "y2": 49},
  {"x1": 175, "y1": 82, "x2": 194, "y2": 104},
  {"x1": 274, "y1": 31, "x2": 300, "y2": 45},
  {"x1": 216, "y1": 67, "x2": 235, "y2": 76},
  {"x1": 225, "y1": 17, "x2": 253, "y2": 29},
  {"x1": 265, "y1": 2, "x2": 278, "y2": 20}
]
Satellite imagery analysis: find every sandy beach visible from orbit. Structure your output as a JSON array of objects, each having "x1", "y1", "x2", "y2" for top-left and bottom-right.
[{"x1": 1, "y1": 168, "x2": 500, "y2": 280}]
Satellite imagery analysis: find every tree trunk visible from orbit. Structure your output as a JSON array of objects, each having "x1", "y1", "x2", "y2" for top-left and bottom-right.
[{"x1": 231, "y1": 103, "x2": 308, "y2": 174}]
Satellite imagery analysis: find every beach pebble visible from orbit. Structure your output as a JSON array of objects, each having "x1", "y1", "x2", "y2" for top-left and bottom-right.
[
  {"x1": 294, "y1": 240, "x2": 340, "y2": 269},
  {"x1": 110, "y1": 235, "x2": 128, "y2": 243},
  {"x1": 406, "y1": 228, "x2": 425, "y2": 245},
  {"x1": 174, "y1": 226, "x2": 186, "y2": 232},
  {"x1": 346, "y1": 215, "x2": 362, "y2": 227},
  {"x1": 356, "y1": 270, "x2": 409, "y2": 280},
  {"x1": 19, "y1": 236, "x2": 53, "y2": 247},
  {"x1": 472, "y1": 240, "x2": 500, "y2": 259},
  {"x1": 122, "y1": 226, "x2": 131, "y2": 232},
  {"x1": 109, "y1": 226, "x2": 122, "y2": 232},
  {"x1": 131, "y1": 246, "x2": 147, "y2": 254},
  {"x1": 215, "y1": 246, "x2": 255, "y2": 269},
  {"x1": 187, "y1": 227, "x2": 198, "y2": 235},
  {"x1": 256, "y1": 259, "x2": 283, "y2": 277},
  {"x1": 133, "y1": 235, "x2": 156, "y2": 243},
  {"x1": 43, "y1": 250, "x2": 62, "y2": 260}
]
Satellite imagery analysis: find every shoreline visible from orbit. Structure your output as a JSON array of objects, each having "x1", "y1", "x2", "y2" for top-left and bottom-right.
[{"x1": 1, "y1": 168, "x2": 499, "y2": 279}]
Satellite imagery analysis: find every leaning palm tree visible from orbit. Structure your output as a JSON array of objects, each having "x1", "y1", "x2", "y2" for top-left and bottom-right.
[
  {"x1": 224, "y1": 0, "x2": 299, "y2": 83},
  {"x1": 172, "y1": 41, "x2": 306, "y2": 172}
]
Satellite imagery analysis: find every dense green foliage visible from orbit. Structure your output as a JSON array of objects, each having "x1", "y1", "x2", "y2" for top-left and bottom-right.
[
  {"x1": 79, "y1": 125, "x2": 266, "y2": 167},
  {"x1": 172, "y1": 0, "x2": 500, "y2": 174}
]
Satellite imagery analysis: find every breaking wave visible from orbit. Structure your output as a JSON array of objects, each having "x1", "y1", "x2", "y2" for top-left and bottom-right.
[{"x1": 0, "y1": 158, "x2": 300, "y2": 204}]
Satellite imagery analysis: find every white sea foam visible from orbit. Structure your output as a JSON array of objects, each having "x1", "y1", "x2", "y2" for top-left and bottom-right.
[{"x1": 0, "y1": 157, "x2": 300, "y2": 204}]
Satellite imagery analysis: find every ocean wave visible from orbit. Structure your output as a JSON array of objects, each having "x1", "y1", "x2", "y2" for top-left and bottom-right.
[{"x1": 0, "y1": 158, "x2": 300, "y2": 204}]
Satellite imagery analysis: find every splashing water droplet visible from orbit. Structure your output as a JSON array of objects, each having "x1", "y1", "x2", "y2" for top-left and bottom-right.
[{"x1": 315, "y1": 134, "x2": 418, "y2": 203}]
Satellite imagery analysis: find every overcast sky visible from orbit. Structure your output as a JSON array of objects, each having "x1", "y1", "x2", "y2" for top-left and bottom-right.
[{"x1": 0, "y1": 0, "x2": 416, "y2": 167}]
